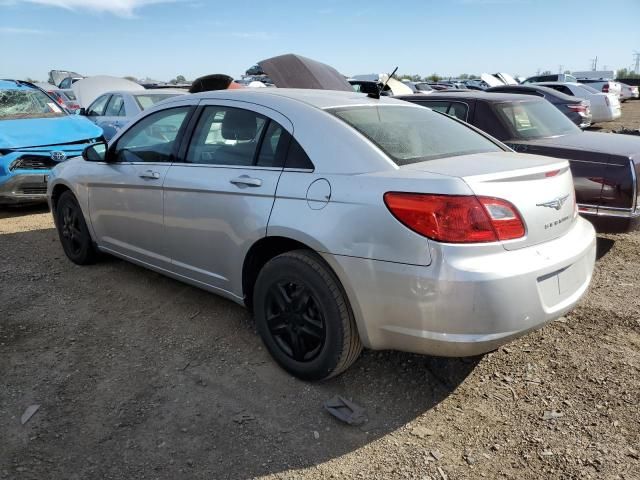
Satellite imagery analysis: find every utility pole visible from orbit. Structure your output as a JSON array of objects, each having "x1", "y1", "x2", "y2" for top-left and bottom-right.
[
  {"x1": 634, "y1": 51, "x2": 640, "y2": 74},
  {"x1": 590, "y1": 56, "x2": 598, "y2": 71},
  {"x1": 558, "y1": 65, "x2": 563, "y2": 74}
]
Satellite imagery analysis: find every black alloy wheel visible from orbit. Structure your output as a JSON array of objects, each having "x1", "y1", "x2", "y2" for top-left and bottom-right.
[
  {"x1": 253, "y1": 250, "x2": 362, "y2": 381},
  {"x1": 55, "y1": 191, "x2": 98, "y2": 265},
  {"x1": 264, "y1": 280, "x2": 326, "y2": 362}
]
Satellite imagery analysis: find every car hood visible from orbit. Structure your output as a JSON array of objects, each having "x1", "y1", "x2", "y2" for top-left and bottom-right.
[
  {"x1": 515, "y1": 131, "x2": 640, "y2": 158},
  {"x1": 0, "y1": 115, "x2": 102, "y2": 149},
  {"x1": 72, "y1": 75, "x2": 144, "y2": 107},
  {"x1": 258, "y1": 54, "x2": 352, "y2": 91}
]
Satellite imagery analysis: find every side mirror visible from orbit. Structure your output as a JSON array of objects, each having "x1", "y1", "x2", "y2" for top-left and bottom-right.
[
  {"x1": 75, "y1": 108, "x2": 86, "y2": 116},
  {"x1": 82, "y1": 142, "x2": 108, "y2": 162}
]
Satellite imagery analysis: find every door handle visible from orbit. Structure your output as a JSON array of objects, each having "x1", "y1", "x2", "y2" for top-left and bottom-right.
[
  {"x1": 139, "y1": 170, "x2": 160, "y2": 180},
  {"x1": 230, "y1": 175, "x2": 262, "y2": 187}
]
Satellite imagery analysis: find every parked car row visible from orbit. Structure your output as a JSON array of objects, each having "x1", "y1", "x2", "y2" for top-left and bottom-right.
[{"x1": 2, "y1": 55, "x2": 638, "y2": 380}]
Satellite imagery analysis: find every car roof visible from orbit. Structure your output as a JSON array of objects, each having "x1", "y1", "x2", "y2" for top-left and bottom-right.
[
  {"x1": 0, "y1": 79, "x2": 37, "y2": 91},
  {"x1": 184, "y1": 88, "x2": 411, "y2": 110},
  {"x1": 394, "y1": 91, "x2": 543, "y2": 103}
]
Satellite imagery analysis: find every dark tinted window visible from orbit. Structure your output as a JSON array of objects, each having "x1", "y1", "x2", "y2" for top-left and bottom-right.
[
  {"x1": 185, "y1": 106, "x2": 267, "y2": 166},
  {"x1": 285, "y1": 136, "x2": 314, "y2": 169},
  {"x1": 112, "y1": 107, "x2": 190, "y2": 163}
]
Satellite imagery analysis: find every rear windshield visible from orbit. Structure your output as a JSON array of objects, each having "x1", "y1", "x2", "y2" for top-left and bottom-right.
[
  {"x1": 493, "y1": 100, "x2": 580, "y2": 139},
  {"x1": 578, "y1": 84, "x2": 600, "y2": 94},
  {"x1": 61, "y1": 90, "x2": 77, "y2": 101},
  {"x1": 135, "y1": 94, "x2": 181, "y2": 110},
  {"x1": 0, "y1": 88, "x2": 66, "y2": 120},
  {"x1": 328, "y1": 105, "x2": 503, "y2": 165}
]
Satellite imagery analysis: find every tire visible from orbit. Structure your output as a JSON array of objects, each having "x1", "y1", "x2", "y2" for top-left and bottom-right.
[
  {"x1": 253, "y1": 250, "x2": 362, "y2": 381},
  {"x1": 55, "y1": 191, "x2": 98, "y2": 265}
]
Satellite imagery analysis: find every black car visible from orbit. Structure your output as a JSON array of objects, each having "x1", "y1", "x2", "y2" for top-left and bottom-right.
[
  {"x1": 396, "y1": 91, "x2": 640, "y2": 232},
  {"x1": 485, "y1": 84, "x2": 592, "y2": 129}
]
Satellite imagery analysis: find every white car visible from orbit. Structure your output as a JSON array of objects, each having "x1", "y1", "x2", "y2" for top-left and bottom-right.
[
  {"x1": 537, "y1": 82, "x2": 621, "y2": 123},
  {"x1": 620, "y1": 83, "x2": 639, "y2": 102},
  {"x1": 576, "y1": 79, "x2": 622, "y2": 99}
]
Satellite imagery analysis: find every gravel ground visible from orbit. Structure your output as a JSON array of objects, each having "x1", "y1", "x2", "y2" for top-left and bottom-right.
[{"x1": 1, "y1": 104, "x2": 640, "y2": 480}]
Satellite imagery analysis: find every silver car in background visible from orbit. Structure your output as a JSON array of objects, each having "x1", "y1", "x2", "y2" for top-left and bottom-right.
[
  {"x1": 47, "y1": 89, "x2": 596, "y2": 380},
  {"x1": 80, "y1": 89, "x2": 187, "y2": 140}
]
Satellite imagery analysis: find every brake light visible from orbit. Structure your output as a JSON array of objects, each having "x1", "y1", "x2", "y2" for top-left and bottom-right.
[
  {"x1": 383, "y1": 193, "x2": 525, "y2": 243},
  {"x1": 567, "y1": 104, "x2": 587, "y2": 113},
  {"x1": 602, "y1": 84, "x2": 609, "y2": 93}
]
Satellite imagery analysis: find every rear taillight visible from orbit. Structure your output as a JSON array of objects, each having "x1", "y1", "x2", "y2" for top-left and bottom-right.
[
  {"x1": 602, "y1": 84, "x2": 609, "y2": 93},
  {"x1": 567, "y1": 104, "x2": 587, "y2": 113},
  {"x1": 383, "y1": 193, "x2": 525, "y2": 244}
]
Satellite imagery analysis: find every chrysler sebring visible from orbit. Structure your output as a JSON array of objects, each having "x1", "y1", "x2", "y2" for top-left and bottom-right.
[{"x1": 47, "y1": 89, "x2": 596, "y2": 380}]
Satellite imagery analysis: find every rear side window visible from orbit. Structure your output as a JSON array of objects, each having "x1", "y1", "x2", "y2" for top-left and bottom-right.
[
  {"x1": 328, "y1": 105, "x2": 502, "y2": 166},
  {"x1": 419, "y1": 101, "x2": 468, "y2": 121},
  {"x1": 87, "y1": 95, "x2": 110, "y2": 116},
  {"x1": 104, "y1": 95, "x2": 125, "y2": 117}
]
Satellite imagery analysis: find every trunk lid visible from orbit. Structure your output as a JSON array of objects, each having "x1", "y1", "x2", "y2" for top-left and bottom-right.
[{"x1": 404, "y1": 151, "x2": 577, "y2": 250}]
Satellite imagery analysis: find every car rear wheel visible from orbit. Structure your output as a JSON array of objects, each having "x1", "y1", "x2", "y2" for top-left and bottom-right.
[
  {"x1": 253, "y1": 250, "x2": 362, "y2": 381},
  {"x1": 55, "y1": 191, "x2": 98, "y2": 265}
]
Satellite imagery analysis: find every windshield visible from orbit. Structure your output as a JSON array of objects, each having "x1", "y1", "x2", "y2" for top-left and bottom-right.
[
  {"x1": 493, "y1": 100, "x2": 580, "y2": 139},
  {"x1": 414, "y1": 83, "x2": 433, "y2": 92},
  {"x1": 328, "y1": 105, "x2": 503, "y2": 166},
  {"x1": 134, "y1": 94, "x2": 182, "y2": 110},
  {"x1": 0, "y1": 88, "x2": 66, "y2": 120}
]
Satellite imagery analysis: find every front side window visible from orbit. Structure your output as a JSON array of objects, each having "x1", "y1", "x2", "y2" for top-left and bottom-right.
[
  {"x1": 0, "y1": 88, "x2": 66, "y2": 120},
  {"x1": 185, "y1": 106, "x2": 268, "y2": 166},
  {"x1": 87, "y1": 95, "x2": 110, "y2": 117},
  {"x1": 493, "y1": 100, "x2": 580, "y2": 139},
  {"x1": 328, "y1": 105, "x2": 503, "y2": 166},
  {"x1": 112, "y1": 107, "x2": 190, "y2": 163},
  {"x1": 104, "y1": 95, "x2": 125, "y2": 117}
]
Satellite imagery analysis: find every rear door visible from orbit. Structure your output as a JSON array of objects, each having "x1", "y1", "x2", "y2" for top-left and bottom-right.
[{"x1": 163, "y1": 100, "x2": 293, "y2": 296}]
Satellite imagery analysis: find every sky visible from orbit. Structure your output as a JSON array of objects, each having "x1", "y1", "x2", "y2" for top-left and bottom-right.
[{"x1": 1, "y1": 0, "x2": 639, "y2": 82}]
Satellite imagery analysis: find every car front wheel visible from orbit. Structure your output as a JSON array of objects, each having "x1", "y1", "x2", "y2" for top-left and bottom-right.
[
  {"x1": 55, "y1": 191, "x2": 98, "y2": 265},
  {"x1": 253, "y1": 250, "x2": 362, "y2": 381}
]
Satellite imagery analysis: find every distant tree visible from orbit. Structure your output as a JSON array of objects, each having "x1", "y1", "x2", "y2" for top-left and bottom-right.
[
  {"x1": 398, "y1": 74, "x2": 423, "y2": 82},
  {"x1": 616, "y1": 68, "x2": 640, "y2": 79},
  {"x1": 427, "y1": 73, "x2": 441, "y2": 82},
  {"x1": 458, "y1": 74, "x2": 469, "y2": 80},
  {"x1": 123, "y1": 76, "x2": 138, "y2": 82},
  {"x1": 564, "y1": 70, "x2": 572, "y2": 74},
  {"x1": 541, "y1": 70, "x2": 552, "y2": 75},
  {"x1": 24, "y1": 77, "x2": 38, "y2": 83}
]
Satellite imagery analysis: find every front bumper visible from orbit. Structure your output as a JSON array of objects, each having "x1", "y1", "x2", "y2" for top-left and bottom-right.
[
  {"x1": 0, "y1": 173, "x2": 49, "y2": 204},
  {"x1": 322, "y1": 217, "x2": 596, "y2": 357}
]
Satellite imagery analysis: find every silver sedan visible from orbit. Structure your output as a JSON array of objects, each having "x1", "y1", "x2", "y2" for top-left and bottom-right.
[{"x1": 47, "y1": 89, "x2": 596, "y2": 380}]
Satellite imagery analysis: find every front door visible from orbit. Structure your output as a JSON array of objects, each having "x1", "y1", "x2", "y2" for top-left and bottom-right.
[
  {"x1": 88, "y1": 106, "x2": 192, "y2": 268},
  {"x1": 163, "y1": 101, "x2": 292, "y2": 297}
]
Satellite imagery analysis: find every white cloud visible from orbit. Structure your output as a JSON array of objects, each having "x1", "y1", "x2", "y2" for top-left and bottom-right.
[{"x1": 12, "y1": 0, "x2": 181, "y2": 17}]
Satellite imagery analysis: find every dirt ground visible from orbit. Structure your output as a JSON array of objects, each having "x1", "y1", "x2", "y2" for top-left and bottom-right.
[
  {"x1": 2, "y1": 105, "x2": 640, "y2": 480},
  {"x1": 592, "y1": 98, "x2": 640, "y2": 132}
]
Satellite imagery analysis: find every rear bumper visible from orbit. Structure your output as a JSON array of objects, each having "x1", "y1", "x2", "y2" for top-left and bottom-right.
[
  {"x1": 580, "y1": 205, "x2": 640, "y2": 233},
  {"x1": 322, "y1": 217, "x2": 596, "y2": 357},
  {"x1": 0, "y1": 172, "x2": 49, "y2": 204}
]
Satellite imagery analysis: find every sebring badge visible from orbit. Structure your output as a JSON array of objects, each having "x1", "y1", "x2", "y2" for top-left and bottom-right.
[
  {"x1": 536, "y1": 194, "x2": 569, "y2": 211},
  {"x1": 50, "y1": 151, "x2": 66, "y2": 162}
]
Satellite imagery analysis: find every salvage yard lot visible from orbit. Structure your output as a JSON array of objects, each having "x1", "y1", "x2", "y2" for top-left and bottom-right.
[{"x1": 2, "y1": 104, "x2": 640, "y2": 480}]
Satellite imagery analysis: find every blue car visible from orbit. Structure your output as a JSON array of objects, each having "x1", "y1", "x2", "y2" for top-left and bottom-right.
[{"x1": 0, "y1": 80, "x2": 103, "y2": 204}]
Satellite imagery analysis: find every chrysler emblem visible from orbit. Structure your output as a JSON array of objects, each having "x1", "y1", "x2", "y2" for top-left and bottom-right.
[
  {"x1": 50, "y1": 151, "x2": 66, "y2": 162},
  {"x1": 537, "y1": 194, "x2": 570, "y2": 211}
]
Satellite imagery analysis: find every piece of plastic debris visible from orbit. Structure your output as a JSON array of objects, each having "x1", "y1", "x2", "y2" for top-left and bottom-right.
[
  {"x1": 21, "y1": 405, "x2": 40, "y2": 425},
  {"x1": 543, "y1": 410, "x2": 564, "y2": 421},
  {"x1": 323, "y1": 395, "x2": 367, "y2": 426}
]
